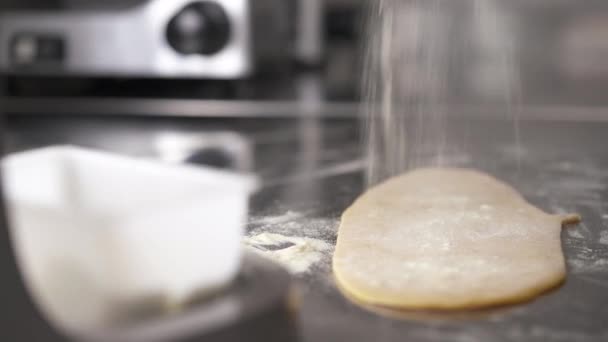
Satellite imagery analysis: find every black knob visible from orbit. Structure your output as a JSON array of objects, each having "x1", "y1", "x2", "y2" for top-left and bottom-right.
[
  {"x1": 184, "y1": 147, "x2": 236, "y2": 170},
  {"x1": 166, "y1": 1, "x2": 231, "y2": 55}
]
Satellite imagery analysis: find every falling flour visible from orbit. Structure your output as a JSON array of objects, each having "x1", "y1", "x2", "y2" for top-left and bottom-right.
[{"x1": 244, "y1": 233, "x2": 332, "y2": 274}]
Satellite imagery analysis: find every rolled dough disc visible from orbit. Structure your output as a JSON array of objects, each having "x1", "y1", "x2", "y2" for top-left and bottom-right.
[{"x1": 333, "y1": 168, "x2": 580, "y2": 310}]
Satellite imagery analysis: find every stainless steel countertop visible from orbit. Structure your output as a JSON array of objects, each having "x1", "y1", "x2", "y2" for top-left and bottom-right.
[
  {"x1": 245, "y1": 118, "x2": 608, "y2": 342},
  {"x1": 5, "y1": 112, "x2": 608, "y2": 342}
]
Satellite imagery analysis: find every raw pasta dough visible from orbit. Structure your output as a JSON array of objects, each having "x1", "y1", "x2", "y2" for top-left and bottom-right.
[{"x1": 333, "y1": 168, "x2": 579, "y2": 310}]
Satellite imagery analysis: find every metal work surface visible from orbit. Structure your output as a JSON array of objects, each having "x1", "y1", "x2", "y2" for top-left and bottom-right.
[
  {"x1": 247, "y1": 118, "x2": 608, "y2": 342},
  {"x1": 5, "y1": 112, "x2": 608, "y2": 341}
]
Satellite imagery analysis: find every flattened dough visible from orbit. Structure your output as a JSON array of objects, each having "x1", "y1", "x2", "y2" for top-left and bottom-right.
[{"x1": 333, "y1": 168, "x2": 580, "y2": 310}]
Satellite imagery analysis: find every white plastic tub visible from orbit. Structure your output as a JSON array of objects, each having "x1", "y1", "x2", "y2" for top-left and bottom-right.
[{"x1": 2, "y1": 146, "x2": 257, "y2": 333}]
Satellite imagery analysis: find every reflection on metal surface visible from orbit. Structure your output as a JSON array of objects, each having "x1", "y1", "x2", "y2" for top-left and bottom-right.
[
  {"x1": 3, "y1": 97, "x2": 360, "y2": 117},
  {"x1": 264, "y1": 159, "x2": 365, "y2": 188},
  {"x1": 79, "y1": 252, "x2": 297, "y2": 342},
  {"x1": 560, "y1": 14, "x2": 608, "y2": 79},
  {"x1": 285, "y1": 74, "x2": 324, "y2": 207},
  {"x1": 156, "y1": 131, "x2": 252, "y2": 172},
  {"x1": 295, "y1": 0, "x2": 324, "y2": 65}
]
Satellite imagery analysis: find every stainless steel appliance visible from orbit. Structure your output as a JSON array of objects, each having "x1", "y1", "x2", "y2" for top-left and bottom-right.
[
  {"x1": 0, "y1": 0, "x2": 291, "y2": 79},
  {"x1": 0, "y1": 0, "x2": 367, "y2": 101}
]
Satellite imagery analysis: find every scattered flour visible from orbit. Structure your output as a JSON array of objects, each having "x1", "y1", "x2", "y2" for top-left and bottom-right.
[
  {"x1": 245, "y1": 211, "x2": 339, "y2": 275},
  {"x1": 568, "y1": 258, "x2": 608, "y2": 274},
  {"x1": 248, "y1": 211, "x2": 339, "y2": 242},
  {"x1": 564, "y1": 222, "x2": 592, "y2": 241},
  {"x1": 599, "y1": 231, "x2": 608, "y2": 245},
  {"x1": 567, "y1": 229, "x2": 584, "y2": 239},
  {"x1": 265, "y1": 159, "x2": 365, "y2": 187},
  {"x1": 244, "y1": 233, "x2": 331, "y2": 274},
  {"x1": 567, "y1": 243, "x2": 608, "y2": 274}
]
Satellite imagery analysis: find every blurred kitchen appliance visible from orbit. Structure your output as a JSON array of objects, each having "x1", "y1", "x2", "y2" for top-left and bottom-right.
[
  {"x1": 0, "y1": 0, "x2": 291, "y2": 79},
  {"x1": 0, "y1": 0, "x2": 367, "y2": 100}
]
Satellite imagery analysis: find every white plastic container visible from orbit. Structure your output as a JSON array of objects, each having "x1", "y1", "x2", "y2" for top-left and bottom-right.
[{"x1": 2, "y1": 146, "x2": 257, "y2": 332}]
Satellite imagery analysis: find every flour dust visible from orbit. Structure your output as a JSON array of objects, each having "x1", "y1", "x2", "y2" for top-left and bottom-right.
[
  {"x1": 363, "y1": 0, "x2": 521, "y2": 185},
  {"x1": 244, "y1": 211, "x2": 339, "y2": 275},
  {"x1": 244, "y1": 233, "x2": 331, "y2": 274}
]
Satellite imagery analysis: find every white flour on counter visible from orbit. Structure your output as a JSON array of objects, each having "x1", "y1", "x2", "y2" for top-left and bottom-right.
[
  {"x1": 245, "y1": 211, "x2": 339, "y2": 274},
  {"x1": 599, "y1": 231, "x2": 608, "y2": 245},
  {"x1": 568, "y1": 258, "x2": 608, "y2": 274},
  {"x1": 567, "y1": 229, "x2": 585, "y2": 239},
  {"x1": 244, "y1": 233, "x2": 332, "y2": 274}
]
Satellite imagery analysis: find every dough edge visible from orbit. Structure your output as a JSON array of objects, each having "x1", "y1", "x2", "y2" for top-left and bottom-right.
[{"x1": 332, "y1": 168, "x2": 581, "y2": 310}]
